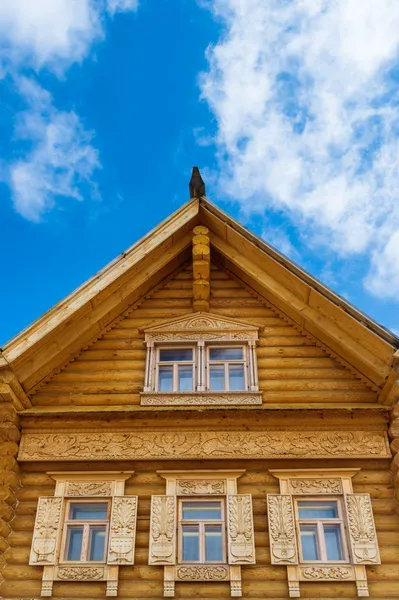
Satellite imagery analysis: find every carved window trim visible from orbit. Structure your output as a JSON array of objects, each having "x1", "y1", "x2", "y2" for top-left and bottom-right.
[
  {"x1": 140, "y1": 312, "x2": 262, "y2": 406},
  {"x1": 30, "y1": 471, "x2": 135, "y2": 598},
  {"x1": 268, "y1": 468, "x2": 380, "y2": 598},
  {"x1": 150, "y1": 469, "x2": 252, "y2": 598}
]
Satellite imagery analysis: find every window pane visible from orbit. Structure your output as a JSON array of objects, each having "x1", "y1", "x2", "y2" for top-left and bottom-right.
[
  {"x1": 298, "y1": 501, "x2": 338, "y2": 519},
  {"x1": 229, "y1": 364, "x2": 245, "y2": 390},
  {"x1": 159, "y1": 349, "x2": 193, "y2": 362},
  {"x1": 182, "y1": 525, "x2": 199, "y2": 561},
  {"x1": 178, "y1": 365, "x2": 193, "y2": 391},
  {"x1": 209, "y1": 365, "x2": 225, "y2": 391},
  {"x1": 89, "y1": 526, "x2": 107, "y2": 561},
  {"x1": 159, "y1": 366, "x2": 173, "y2": 391},
  {"x1": 209, "y1": 347, "x2": 243, "y2": 361},
  {"x1": 300, "y1": 525, "x2": 319, "y2": 560},
  {"x1": 205, "y1": 525, "x2": 223, "y2": 561},
  {"x1": 324, "y1": 525, "x2": 343, "y2": 561},
  {"x1": 182, "y1": 501, "x2": 222, "y2": 520},
  {"x1": 66, "y1": 527, "x2": 83, "y2": 561},
  {"x1": 70, "y1": 503, "x2": 108, "y2": 520}
]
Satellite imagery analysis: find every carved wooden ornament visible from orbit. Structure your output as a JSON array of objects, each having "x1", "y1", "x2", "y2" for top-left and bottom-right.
[
  {"x1": 29, "y1": 497, "x2": 63, "y2": 566},
  {"x1": 107, "y1": 496, "x2": 138, "y2": 565},
  {"x1": 345, "y1": 493, "x2": 381, "y2": 565},
  {"x1": 149, "y1": 495, "x2": 177, "y2": 565},
  {"x1": 267, "y1": 494, "x2": 298, "y2": 565},
  {"x1": 227, "y1": 494, "x2": 256, "y2": 564}
]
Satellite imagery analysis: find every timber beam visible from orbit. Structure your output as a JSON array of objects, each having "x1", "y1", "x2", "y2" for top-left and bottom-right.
[{"x1": 192, "y1": 225, "x2": 210, "y2": 312}]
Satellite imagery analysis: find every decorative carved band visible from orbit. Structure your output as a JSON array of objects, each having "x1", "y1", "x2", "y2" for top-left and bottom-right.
[
  {"x1": 176, "y1": 566, "x2": 228, "y2": 581},
  {"x1": 140, "y1": 392, "x2": 262, "y2": 406},
  {"x1": 177, "y1": 479, "x2": 226, "y2": 495},
  {"x1": 57, "y1": 566, "x2": 105, "y2": 580},
  {"x1": 19, "y1": 430, "x2": 390, "y2": 461},
  {"x1": 289, "y1": 479, "x2": 343, "y2": 495},
  {"x1": 66, "y1": 481, "x2": 113, "y2": 496},
  {"x1": 147, "y1": 332, "x2": 258, "y2": 342},
  {"x1": 300, "y1": 566, "x2": 353, "y2": 580}
]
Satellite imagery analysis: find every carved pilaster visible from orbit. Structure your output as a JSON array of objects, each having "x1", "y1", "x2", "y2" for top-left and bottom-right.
[
  {"x1": 149, "y1": 496, "x2": 177, "y2": 565},
  {"x1": 107, "y1": 496, "x2": 138, "y2": 565},
  {"x1": 227, "y1": 494, "x2": 256, "y2": 564},
  {"x1": 345, "y1": 494, "x2": 380, "y2": 565},
  {"x1": 267, "y1": 495, "x2": 298, "y2": 565}
]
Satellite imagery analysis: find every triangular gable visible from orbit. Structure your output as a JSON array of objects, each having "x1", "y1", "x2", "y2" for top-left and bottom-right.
[{"x1": 1, "y1": 191, "x2": 398, "y2": 406}]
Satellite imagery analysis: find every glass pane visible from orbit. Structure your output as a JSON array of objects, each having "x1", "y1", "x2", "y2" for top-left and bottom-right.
[
  {"x1": 300, "y1": 525, "x2": 319, "y2": 560},
  {"x1": 159, "y1": 366, "x2": 173, "y2": 391},
  {"x1": 182, "y1": 525, "x2": 199, "y2": 561},
  {"x1": 209, "y1": 365, "x2": 225, "y2": 391},
  {"x1": 229, "y1": 364, "x2": 245, "y2": 390},
  {"x1": 66, "y1": 527, "x2": 83, "y2": 561},
  {"x1": 178, "y1": 365, "x2": 193, "y2": 391},
  {"x1": 70, "y1": 503, "x2": 108, "y2": 520},
  {"x1": 159, "y1": 349, "x2": 193, "y2": 362},
  {"x1": 324, "y1": 525, "x2": 343, "y2": 561},
  {"x1": 89, "y1": 526, "x2": 107, "y2": 561},
  {"x1": 182, "y1": 501, "x2": 222, "y2": 520},
  {"x1": 209, "y1": 347, "x2": 243, "y2": 361},
  {"x1": 298, "y1": 501, "x2": 338, "y2": 519},
  {"x1": 205, "y1": 525, "x2": 223, "y2": 561}
]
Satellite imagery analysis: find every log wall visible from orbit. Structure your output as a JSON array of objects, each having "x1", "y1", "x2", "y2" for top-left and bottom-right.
[{"x1": 2, "y1": 460, "x2": 398, "y2": 599}]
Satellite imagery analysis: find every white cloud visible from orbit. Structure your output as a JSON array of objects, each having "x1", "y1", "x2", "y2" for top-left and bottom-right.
[
  {"x1": 10, "y1": 78, "x2": 100, "y2": 222},
  {"x1": 201, "y1": 0, "x2": 399, "y2": 299},
  {"x1": 1, "y1": 0, "x2": 138, "y2": 220}
]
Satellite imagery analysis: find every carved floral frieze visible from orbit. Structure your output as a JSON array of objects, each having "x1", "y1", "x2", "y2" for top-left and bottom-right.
[
  {"x1": 57, "y1": 566, "x2": 105, "y2": 580},
  {"x1": 140, "y1": 392, "x2": 262, "y2": 406},
  {"x1": 289, "y1": 479, "x2": 342, "y2": 495},
  {"x1": 66, "y1": 481, "x2": 113, "y2": 496},
  {"x1": 177, "y1": 479, "x2": 226, "y2": 495},
  {"x1": 301, "y1": 566, "x2": 352, "y2": 580},
  {"x1": 19, "y1": 430, "x2": 390, "y2": 461},
  {"x1": 176, "y1": 566, "x2": 228, "y2": 581}
]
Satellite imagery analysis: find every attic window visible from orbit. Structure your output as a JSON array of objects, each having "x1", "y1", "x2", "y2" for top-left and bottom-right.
[{"x1": 140, "y1": 313, "x2": 262, "y2": 406}]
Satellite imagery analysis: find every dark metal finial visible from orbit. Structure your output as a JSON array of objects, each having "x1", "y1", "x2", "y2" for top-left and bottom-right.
[{"x1": 189, "y1": 166, "x2": 206, "y2": 198}]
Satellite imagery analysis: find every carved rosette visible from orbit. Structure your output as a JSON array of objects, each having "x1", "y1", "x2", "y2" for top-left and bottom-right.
[
  {"x1": 289, "y1": 479, "x2": 342, "y2": 495},
  {"x1": 149, "y1": 496, "x2": 177, "y2": 565},
  {"x1": 267, "y1": 495, "x2": 298, "y2": 565},
  {"x1": 107, "y1": 496, "x2": 138, "y2": 565},
  {"x1": 227, "y1": 494, "x2": 255, "y2": 564},
  {"x1": 176, "y1": 566, "x2": 228, "y2": 581},
  {"x1": 177, "y1": 479, "x2": 226, "y2": 495},
  {"x1": 57, "y1": 566, "x2": 105, "y2": 580},
  {"x1": 19, "y1": 430, "x2": 390, "y2": 461},
  {"x1": 301, "y1": 566, "x2": 352, "y2": 580},
  {"x1": 29, "y1": 497, "x2": 63, "y2": 565},
  {"x1": 66, "y1": 481, "x2": 113, "y2": 496},
  {"x1": 345, "y1": 494, "x2": 381, "y2": 564}
]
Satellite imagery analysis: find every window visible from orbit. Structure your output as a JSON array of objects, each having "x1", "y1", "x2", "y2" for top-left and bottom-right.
[
  {"x1": 208, "y1": 346, "x2": 246, "y2": 391},
  {"x1": 296, "y1": 499, "x2": 347, "y2": 563},
  {"x1": 141, "y1": 313, "x2": 262, "y2": 405},
  {"x1": 178, "y1": 499, "x2": 226, "y2": 564},
  {"x1": 62, "y1": 501, "x2": 110, "y2": 563},
  {"x1": 156, "y1": 347, "x2": 195, "y2": 392}
]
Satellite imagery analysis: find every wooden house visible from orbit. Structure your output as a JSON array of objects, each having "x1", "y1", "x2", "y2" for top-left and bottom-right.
[{"x1": 1, "y1": 167, "x2": 399, "y2": 599}]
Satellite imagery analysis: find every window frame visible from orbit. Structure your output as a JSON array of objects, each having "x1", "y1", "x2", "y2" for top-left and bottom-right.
[
  {"x1": 177, "y1": 497, "x2": 227, "y2": 565},
  {"x1": 60, "y1": 499, "x2": 111, "y2": 565},
  {"x1": 294, "y1": 496, "x2": 349, "y2": 564},
  {"x1": 155, "y1": 345, "x2": 196, "y2": 393},
  {"x1": 206, "y1": 344, "x2": 248, "y2": 392}
]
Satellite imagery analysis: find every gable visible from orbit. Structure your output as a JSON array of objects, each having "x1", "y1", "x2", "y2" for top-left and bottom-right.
[
  {"x1": 29, "y1": 261, "x2": 378, "y2": 408},
  {"x1": 1, "y1": 195, "x2": 397, "y2": 407}
]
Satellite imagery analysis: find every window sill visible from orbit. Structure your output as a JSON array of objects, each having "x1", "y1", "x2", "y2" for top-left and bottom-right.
[{"x1": 140, "y1": 391, "x2": 262, "y2": 406}]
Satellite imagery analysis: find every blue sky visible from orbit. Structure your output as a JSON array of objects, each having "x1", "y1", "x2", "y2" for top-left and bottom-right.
[{"x1": 1, "y1": 0, "x2": 399, "y2": 345}]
